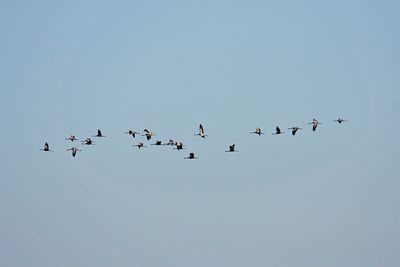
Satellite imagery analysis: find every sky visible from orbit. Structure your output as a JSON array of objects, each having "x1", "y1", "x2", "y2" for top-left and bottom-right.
[{"x1": 0, "y1": 0, "x2": 399, "y2": 266}]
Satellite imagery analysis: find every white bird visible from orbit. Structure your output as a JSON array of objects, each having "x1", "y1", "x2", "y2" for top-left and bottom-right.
[
  {"x1": 250, "y1": 127, "x2": 265, "y2": 136},
  {"x1": 142, "y1": 129, "x2": 155, "y2": 140},
  {"x1": 195, "y1": 124, "x2": 207, "y2": 138},
  {"x1": 67, "y1": 147, "x2": 81, "y2": 157},
  {"x1": 65, "y1": 135, "x2": 78, "y2": 142},
  {"x1": 308, "y1": 118, "x2": 322, "y2": 132},
  {"x1": 225, "y1": 144, "x2": 238, "y2": 152},
  {"x1": 40, "y1": 142, "x2": 52, "y2": 152},
  {"x1": 288, "y1": 127, "x2": 302, "y2": 136},
  {"x1": 334, "y1": 118, "x2": 348, "y2": 124},
  {"x1": 184, "y1": 152, "x2": 198, "y2": 159}
]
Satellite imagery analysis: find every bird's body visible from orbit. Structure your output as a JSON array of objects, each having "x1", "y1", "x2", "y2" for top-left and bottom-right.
[
  {"x1": 174, "y1": 142, "x2": 184, "y2": 150},
  {"x1": 225, "y1": 144, "x2": 238, "y2": 152},
  {"x1": 308, "y1": 118, "x2": 322, "y2": 131},
  {"x1": 272, "y1": 126, "x2": 284, "y2": 135},
  {"x1": 40, "y1": 142, "x2": 52, "y2": 152},
  {"x1": 134, "y1": 142, "x2": 146, "y2": 149},
  {"x1": 195, "y1": 124, "x2": 207, "y2": 138},
  {"x1": 334, "y1": 118, "x2": 348, "y2": 124},
  {"x1": 67, "y1": 147, "x2": 81, "y2": 157},
  {"x1": 164, "y1": 139, "x2": 175, "y2": 146},
  {"x1": 151, "y1": 140, "x2": 163, "y2": 146},
  {"x1": 93, "y1": 129, "x2": 105, "y2": 137},
  {"x1": 65, "y1": 135, "x2": 78, "y2": 142},
  {"x1": 250, "y1": 127, "x2": 265, "y2": 136},
  {"x1": 125, "y1": 130, "x2": 139, "y2": 138},
  {"x1": 288, "y1": 127, "x2": 302, "y2": 136},
  {"x1": 142, "y1": 129, "x2": 155, "y2": 140},
  {"x1": 184, "y1": 152, "x2": 198, "y2": 159},
  {"x1": 81, "y1": 138, "x2": 95, "y2": 145}
]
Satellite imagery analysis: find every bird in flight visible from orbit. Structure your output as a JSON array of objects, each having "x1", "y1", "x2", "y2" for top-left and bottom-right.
[
  {"x1": 93, "y1": 129, "x2": 105, "y2": 137},
  {"x1": 151, "y1": 140, "x2": 163, "y2": 146},
  {"x1": 164, "y1": 139, "x2": 175, "y2": 146},
  {"x1": 65, "y1": 135, "x2": 78, "y2": 142},
  {"x1": 81, "y1": 138, "x2": 95, "y2": 145},
  {"x1": 308, "y1": 118, "x2": 322, "y2": 132},
  {"x1": 174, "y1": 142, "x2": 185, "y2": 150},
  {"x1": 67, "y1": 147, "x2": 81, "y2": 157},
  {"x1": 334, "y1": 118, "x2": 348, "y2": 124},
  {"x1": 195, "y1": 124, "x2": 207, "y2": 138},
  {"x1": 134, "y1": 142, "x2": 146, "y2": 149},
  {"x1": 142, "y1": 129, "x2": 155, "y2": 140},
  {"x1": 125, "y1": 130, "x2": 140, "y2": 138},
  {"x1": 225, "y1": 144, "x2": 238, "y2": 152},
  {"x1": 250, "y1": 127, "x2": 265, "y2": 136},
  {"x1": 184, "y1": 152, "x2": 198, "y2": 159},
  {"x1": 272, "y1": 126, "x2": 284, "y2": 135},
  {"x1": 40, "y1": 142, "x2": 52, "y2": 152},
  {"x1": 288, "y1": 127, "x2": 302, "y2": 136}
]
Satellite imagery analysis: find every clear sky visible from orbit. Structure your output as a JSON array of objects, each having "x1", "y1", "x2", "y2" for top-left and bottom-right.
[{"x1": 1, "y1": 1, "x2": 399, "y2": 266}]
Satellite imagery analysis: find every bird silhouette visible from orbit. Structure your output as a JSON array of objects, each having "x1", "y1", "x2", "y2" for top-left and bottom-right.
[
  {"x1": 272, "y1": 126, "x2": 284, "y2": 135},
  {"x1": 184, "y1": 152, "x2": 198, "y2": 159},
  {"x1": 288, "y1": 127, "x2": 302, "y2": 136},
  {"x1": 40, "y1": 142, "x2": 52, "y2": 152},
  {"x1": 142, "y1": 129, "x2": 155, "y2": 140},
  {"x1": 134, "y1": 142, "x2": 146, "y2": 149},
  {"x1": 67, "y1": 147, "x2": 81, "y2": 157},
  {"x1": 65, "y1": 135, "x2": 78, "y2": 142},
  {"x1": 125, "y1": 130, "x2": 140, "y2": 138},
  {"x1": 93, "y1": 129, "x2": 105, "y2": 137},
  {"x1": 308, "y1": 118, "x2": 322, "y2": 131},
  {"x1": 334, "y1": 118, "x2": 348, "y2": 124},
  {"x1": 195, "y1": 124, "x2": 207, "y2": 138},
  {"x1": 225, "y1": 144, "x2": 238, "y2": 152},
  {"x1": 81, "y1": 138, "x2": 95, "y2": 145},
  {"x1": 250, "y1": 127, "x2": 265, "y2": 136}
]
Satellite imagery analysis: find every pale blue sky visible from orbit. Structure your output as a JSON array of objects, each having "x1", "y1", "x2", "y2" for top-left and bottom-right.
[{"x1": 1, "y1": 1, "x2": 399, "y2": 266}]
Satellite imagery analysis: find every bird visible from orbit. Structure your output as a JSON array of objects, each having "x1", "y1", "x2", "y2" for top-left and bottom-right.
[
  {"x1": 195, "y1": 124, "x2": 207, "y2": 138},
  {"x1": 288, "y1": 127, "x2": 302, "y2": 136},
  {"x1": 334, "y1": 118, "x2": 348, "y2": 124},
  {"x1": 40, "y1": 142, "x2": 52, "y2": 152},
  {"x1": 134, "y1": 142, "x2": 146, "y2": 149},
  {"x1": 184, "y1": 152, "x2": 198, "y2": 159},
  {"x1": 93, "y1": 129, "x2": 105, "y2": 137},
  {"x1": 66, "y1": 147, "x2": 81, "y2": 157},
  {"x1": 225, "y1": 144, "x2": 238, "y2": 152},
  {"x1": 81, "y1": 138, "x2": 95, "y2": 145},
  {"x1": 308, "y1": 118, "x2": 322, "y2": 131},
  {"x1": 163, "y1": 139, "x2": 175, "y2": 146},
  {"x1": 65, "y1": 135, "x2": 78, "y2": 142},
  {"x1": 125, "y1": 130, "x2": 140, "y2": 138},
  {"x1": 151, "y1": 140, "x2": 163, "y2": 146},
  {"x1": 174, "y1": 142, "x2": 185, "y2": 150},
  {"x1": 272, "y1": 126, "x2": 284, "y2": 135},
  {"x1": 250, "y1": 127, "x2": 265, "y2": 136},
  {"x1": 142, "y1": 129, "x2": 155, "y2": 140}
]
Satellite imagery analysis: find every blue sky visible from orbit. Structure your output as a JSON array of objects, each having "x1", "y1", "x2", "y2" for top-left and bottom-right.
[{"x1": 1, "y1": 1, "x2": 399, "y2": 266}]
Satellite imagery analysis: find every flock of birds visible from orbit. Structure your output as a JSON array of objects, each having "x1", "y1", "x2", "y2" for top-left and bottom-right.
[{"x1": 40, "y1": 118, "x2": 348, "y2": 159}]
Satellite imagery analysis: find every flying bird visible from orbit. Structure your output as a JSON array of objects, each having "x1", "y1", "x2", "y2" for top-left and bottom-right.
[
  {"x1": 65, "y1": 135, "x2": 78, "y2": 142},
  {"x1": 142, "y1": 129, "x2": 155, "y2": 140},
  {"x1": 134, "y1": 142, "x2": 146, "y2": 149},
  {"x1": 174, "y1": 142, "x2": 185, "y2": 150},
  {"x1": 151, "y1": 140, "x2": 163, "y2": 146},
  {"x1": 40, "y1": 142, "x2": 52, "y2": 152},
  {"x1": 195, "y1": 124, "x2": 207, "y2": 138},
  {"x1": 288, "y1": 127, "x2": 302, "y2": 136},
  {"x1": 67, "y1": 147, "x2": 81, "y2": 157},
  {"x1": 93, "y1": 129, "x2": 105, "y2": 137},
  {"x1": 250, "y1": 127, "x2": 265, "y2": 136},
  {"x1": 334, "y1": 118, "x2": 348, "y2": 124},
  {"x1": 272, "y1": 126, "x2": 284, "y2": 135},
  {"x1": 81, "y1": 138, "x2": 95, "y2": 145},
  {"x1": 225, "y1": 144, "x2": 238, "y2": 152},
  {"x1": 164, "y1": 139, "x2": 175, "y2": 146},
  {"x1": 184, "y1": 153, "x2": 198, "y2": 159},
  {"x1": 125, "y1": 130, "x2": 140, "y2": 138},
  {"x1": 308, "y1": 118, "x2": 322, "y2": 131}
]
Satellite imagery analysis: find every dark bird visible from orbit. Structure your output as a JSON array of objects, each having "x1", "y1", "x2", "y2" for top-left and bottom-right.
[
  {"x1": 288, "y1": 127, "x2": 302, "y2": 136},
  {"x1": 195, "y1": 124, "x2": 207, "y2": 138},
  {"x1": 125, "y1": 130, "x2": 140, "y2": 138},
  {"x1": 151, "y1": 140, "x2": 163, "y2": 146},
  {"x1": 134, "y1": 142, "x2": 146, "y2": 149},
  {"x1": 250, "y1": 127, "x2": 265, "y2": 136},
  {"x1": 334, "y1": 118, "x2": 348, "y2": 124},
  {"x1": 164, "y1": 139, "x2": 175, "y2": 146},
  {"x1": 93, "y1": 129, "x2": 105, "y2": 137},
  {"x1": 65, "y1": 135, "x2": 78, "y2": 142},
  {"x1": 184, "y1": 153, "x2": 198, "y2": 159},
  {"x1": 40, "y1": 142, "x2": 52, "y2": 152},
  {"x1": 225, "y1": 144, "x2": 238, "y2": 152},
  {"x1": 81, "y1": 138, "x2": 95, "y2": 145},
  {"x1": 142, "y1": 129, "x2": 155, "y2": 140},
  {"x1": 308, "y1": 118, "x2": 322, "y2": 131},
  {"x1": 67, "y1": 147, "x2": 81, "y2": 157},
  {"x1": 272, "y1": 126, "x2": 284, "y2": 135},
  {"x1": 174, "y1": 142, "x2": 185, "y2": 150}
]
